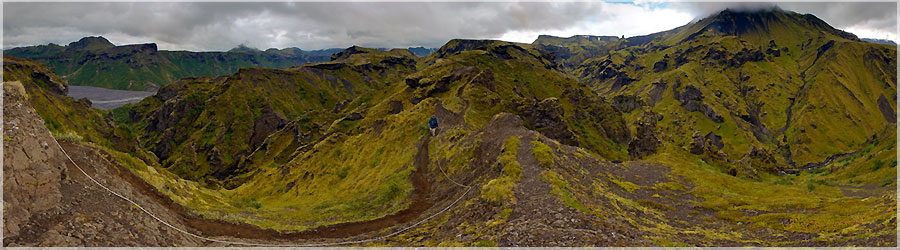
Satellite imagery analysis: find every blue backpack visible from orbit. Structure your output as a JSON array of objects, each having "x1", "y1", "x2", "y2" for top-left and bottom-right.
[{"x1": 429, "y1": 116, "x2": 438, "y2": 129}]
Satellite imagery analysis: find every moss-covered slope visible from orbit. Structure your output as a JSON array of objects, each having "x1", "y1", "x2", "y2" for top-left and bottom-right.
[{"x1": 573, "y1": 9, "x2": 896, "y2": 175}]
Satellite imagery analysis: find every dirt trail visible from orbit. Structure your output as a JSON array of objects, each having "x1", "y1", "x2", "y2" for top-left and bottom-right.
[{"x1": 88, "y1": 133, "x2": 437, "y2": 243}]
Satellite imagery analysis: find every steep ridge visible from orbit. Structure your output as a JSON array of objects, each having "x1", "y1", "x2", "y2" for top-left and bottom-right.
[
  {"x1": 573, "y1": 9, "x2": 896, "y2": 175},
  {"x1": 3, "y1": 81, "x2": 201, "y2": 246},
  {"x1": 532, "y1": 34, "x2": 623, "y2": 73},
  {"x1": 120, "y1": 47, "x2": 418, "y2": 186}
]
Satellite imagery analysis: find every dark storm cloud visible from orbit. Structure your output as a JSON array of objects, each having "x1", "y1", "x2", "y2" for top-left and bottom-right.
[
  {"x1": 2, "y1": 2, "x2": 607, "y2": 51},
  {"x1": 3, "y1": 1, "x2": 897, "y2": 51}
]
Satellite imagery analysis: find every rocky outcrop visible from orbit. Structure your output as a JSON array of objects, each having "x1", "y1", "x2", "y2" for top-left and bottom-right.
[
  {"x1": 248, "y1": 105, "x2": 288, "y2": 148},
  {"x1": 406, "y1": 66, "x2": 477, "y2": 104},
  {"x1": 646, "y1": 81, "x2": 667, "y2": 106},
  {"x1": 564, "y1": 88, "x2": 631, "y2": 146},
  {"x1": 611, "y1": 95, "x2": 643, "y2": 113},
  {"x1": 388, "y1": 100, "x2": 404, "y2": 114},
  {"x1": 515, "y1": 97, "x2": 579, "y2": 146},
  {"x1": 653, "y1": 59, "x2": 668, "y2": 72},
  {"x1": 145, "y1": 90, "x2": 207, "y2": 161},
  {"x1": 877, "y1": 94, "x2": 896, "y2": 123},
  {"x1": 689, "y1": 131, "x2": 724, "y2": 154},
  {"x1": 727, "y1": 47, "x2": 765, "y2": 68},
  {"x1": 3, "y1": 83, "x2": 68, "y2": 242},
  {"x1": 689, "y1": 131, "x2": 729, "y2": 167},
  {"x1": 3, "y1": 82, "x2": 199, "y2": 246},
  {"x1": 628, "y1": 111, "x2": 661, "y2": 159},
  {"x1": 674, "y1": 85, "x2": 724, "y2": 123},
  {"x1": 765, "y1": 40, "x2": 783, "y2": 57}
]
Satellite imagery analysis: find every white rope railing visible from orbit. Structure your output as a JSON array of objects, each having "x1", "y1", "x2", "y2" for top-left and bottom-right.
[{"x1": 48, "y1": 130, "x2": 472, "y2": 247}]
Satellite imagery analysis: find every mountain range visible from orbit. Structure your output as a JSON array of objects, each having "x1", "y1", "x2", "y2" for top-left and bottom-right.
[
  {"x1": 3, "y1": 8, "x2": 896, "y2": 247},
  {"x1": 4, "y1": 36, "x2": 437, "y2": 91}
]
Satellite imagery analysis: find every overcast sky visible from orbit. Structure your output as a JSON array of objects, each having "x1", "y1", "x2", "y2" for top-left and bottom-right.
[{"x1": 2, "y1": 1, "x2": 897, "y2": 51}]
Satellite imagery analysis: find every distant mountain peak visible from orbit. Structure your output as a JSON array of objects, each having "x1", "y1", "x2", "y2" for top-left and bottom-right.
[
  {"x1": 228, "y1": 44, "x2": 261, "y2": 53},
  {"x1": 67, "y1": 36, "x2": 115, "y2": 51},
  {"x1": 330, "y1": 45, "x2": 377, "y2": 61},
  {"x1": 692, "y1": 7, "x2": 859, "y2": 42},
  {"x1": 720, "y1": 5, "x2": 784, "y2": 15}
]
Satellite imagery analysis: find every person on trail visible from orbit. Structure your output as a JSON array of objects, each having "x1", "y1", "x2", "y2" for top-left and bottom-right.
[{"x1": 429, "y1": 115, "x2": 439, "y2": 136}]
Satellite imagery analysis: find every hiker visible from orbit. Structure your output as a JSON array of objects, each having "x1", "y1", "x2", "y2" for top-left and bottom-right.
[{"x1": 429, "y1": 115, "x2": 438, "y2": 136}]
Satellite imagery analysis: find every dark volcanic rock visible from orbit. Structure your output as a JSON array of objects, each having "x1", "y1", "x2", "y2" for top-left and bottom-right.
[
  {"x1": 690, "y1": 131, "x2": 706, "y2": 155},
  {"x1": 816, "y1": 40, "x2": 835, "y2": 60},
  {"x1": 728, "y1": 47, "x2": 765, "y2": 68},
  {"x1": 628, "y1": 111, "x2": 661, "y2": 159},
  {"x1": 704, "y1": 132, "x2": 724, "y2": 150},
  {"x1": 309, "y1": 62, "x2": 347, "y2": 70},
  {"x1": 877, "y1": 94, "x2": 896, "y2": 123},
  {"x1": 653, "y1": 60, "x2": 668, "y2": 72},
  {"x1": 766, "y1": 40, "x2": 781, "y2": 56},
  {"x1": 515, "y1": 97, "x2": 579, "y2": 147},
  {"x1": 332, "y1": 99, "x2": 351, "y2": 113},
  {"x1": 406, "y1": 66, "x2": 477, "y2": 102},
  {"x1": 674, "y1": 85, "x2": 724, "y2": 122},
  {"x1": 611, "y1": 95, "x2": 643, "y2": 113},
  {"x1": 690, "y1": 131, "x2": 725, "y2": 154},
  {"x1": 388, "y1": 100, "x2": 404, "y2": 114},
  {"x1": 646, "y1": 81, "x2": 667, "y2": 106},
  {"x1": 248, "y1": 105, "x2": 288, "y2": 148},
  {"x1": 344, "y1": 112, "x2": 364, "y2": 121}
]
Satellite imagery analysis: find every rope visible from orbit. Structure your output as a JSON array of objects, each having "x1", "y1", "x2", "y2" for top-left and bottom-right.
[
  {"x1": 48, "y1": 130, "x2": 473, "y2": 246},
  {"x1": 435, "y1": 157, "x2": 469, "y2": 188}
]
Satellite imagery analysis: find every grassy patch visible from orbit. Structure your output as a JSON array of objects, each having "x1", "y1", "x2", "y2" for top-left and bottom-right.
[
  {"x1": 542, "y1": 170, "x2": 588, "y2": 212},
  {"x1": 480, "y1": 136, "x2": 521, "y2": 205},
  {"x1": 531, "y1": 140, "x2": 555, "y2": 168},
  {"x1": 481, "y1": 178, "x2": 516, "y2": 204},
  {"x1": 610, "y1": 178, "x2": 640, "y2": 192},
  {"x1": 54, "y1": 131, "x2": 84, "y2": 142}
]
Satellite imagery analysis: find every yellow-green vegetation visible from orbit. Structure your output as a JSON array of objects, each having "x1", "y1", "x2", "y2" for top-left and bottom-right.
[
  {"x1": 826, "y1": 126, "x2": 897, "y2": 186},
  {"x1": 531, "y1": 140, "x2": 555, "y2": 168},
  {"x1": 480, "y1": 136, "x2": 521, "y2": 204},
  {"x1": 648, "y1": 142, "x2": 896, "y2": 244},
  {"x1": 609, "y1": 177, "x2": 640, "y2": 193},
  {"x1": 4, "y1": 57, "x2": 115, "y2": 148},
  {"x1": 9, "y1": 38, "x2": 637, "y2": 233},
  {"x1": 566, "y1": 9, "x2": 897, "y2": 175},
  {"x1": 54, "y1": 131, "x2": 84, "y2": 142},
  {"x1": 9, "y1": 9, "x2": 894, "y2": 245},
  {"x1": 542, "y1": 170, "x2": 588, "y2": 213},
  {"x1": 421, "y1": 39, "x2": 631, "y2": 160}
]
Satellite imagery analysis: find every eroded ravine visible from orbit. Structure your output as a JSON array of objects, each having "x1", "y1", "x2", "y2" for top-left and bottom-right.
[{"x1": 61, "y1": 133, "x2": 437, "y2": 244}]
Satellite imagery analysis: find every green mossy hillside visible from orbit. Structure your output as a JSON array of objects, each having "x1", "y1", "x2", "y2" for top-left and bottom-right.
[{"x1": 573, "y1": 9, "x2": 897, "y2": 175}]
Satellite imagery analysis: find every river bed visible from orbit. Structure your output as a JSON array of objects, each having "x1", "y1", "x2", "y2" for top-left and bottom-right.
[{"x1": 67, "y1": 85, "x2": 155, "y2": 110}]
